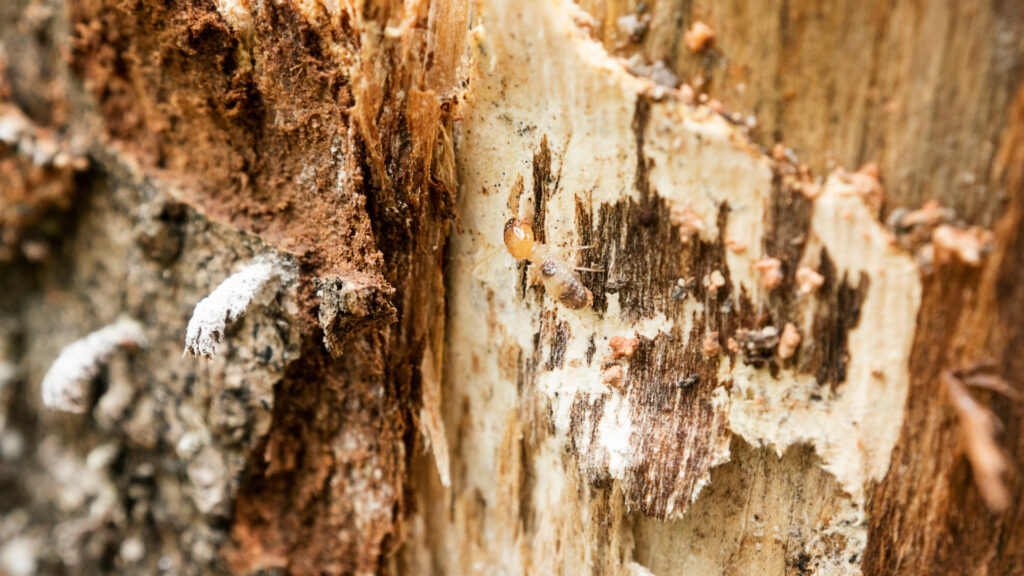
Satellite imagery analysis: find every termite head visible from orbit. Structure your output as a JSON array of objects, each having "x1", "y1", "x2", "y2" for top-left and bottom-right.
[{"x1": 503, "y1": 218, "x2": 535, "y2": 260}]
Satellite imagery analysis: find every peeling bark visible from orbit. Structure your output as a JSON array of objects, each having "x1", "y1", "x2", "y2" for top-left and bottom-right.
[{"x1": 0, "y1": 0, "x2": 1022, "y2": 575}]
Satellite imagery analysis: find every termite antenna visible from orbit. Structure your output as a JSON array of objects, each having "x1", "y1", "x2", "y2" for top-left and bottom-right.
[
  {"x1": 471, "y1": 245, "x2": 503, "y2": 272},
  {"x1": 575, "y1": 267, "x2": 605, "y2": 273}
]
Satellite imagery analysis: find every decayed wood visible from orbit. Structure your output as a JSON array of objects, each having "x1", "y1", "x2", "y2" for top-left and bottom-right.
[
  {"x1": 408, "y1": 1, "x2": 925, "y2": 572},
  {"x1": 579, "y1": 0, "x2": 1024, "y2": 226},
  {"x1": 4, "y1": 0, "x2": 463, "y2": 571},
  {"x1": 0, "y1": 0, "x2": 1021, "y2": 574},
  {"x1": 865, "y1": 85, "x2": 1024, "y2": 576}
]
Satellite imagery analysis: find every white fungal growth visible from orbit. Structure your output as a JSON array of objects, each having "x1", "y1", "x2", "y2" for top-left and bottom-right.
[
  {"x1": 627, "y1": 561, "x2": 658, "y2": 576},
  {"x1": 41, "y1": 318, "x2": 146, "y2": 413},
  {"x1": 184, "y1": 257, "x2": 279, "y2": 358},
  {"x1": 214, "y1": 0, "x2": 253, "y2": 35}
]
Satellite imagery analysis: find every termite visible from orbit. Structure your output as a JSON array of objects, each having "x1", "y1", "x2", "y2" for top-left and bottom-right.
[{"x1": 503, "y1": 217, "x2": 594, "y2": 310}]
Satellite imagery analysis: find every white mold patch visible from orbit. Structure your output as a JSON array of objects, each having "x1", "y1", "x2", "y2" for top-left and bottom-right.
[
  {"x1": 41, "y1": 317, "x2": 147, "y2": 413},
  {"x1": 184, "y1": 255, "x2": 291, "y2": 358},
  {"x1": 213, "y1": 0, "x2": 253, "y2": 35}
]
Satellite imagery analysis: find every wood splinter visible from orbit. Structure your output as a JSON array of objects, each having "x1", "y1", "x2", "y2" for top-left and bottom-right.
[{"x1": 941, "y1": 365, "x2": 1018, "y2": 512}]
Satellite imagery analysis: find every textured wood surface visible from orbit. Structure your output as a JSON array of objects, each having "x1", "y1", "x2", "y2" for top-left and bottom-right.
[
  {"x1": 580, "y1": 0, "x2": 1024, "y2": 226},
  {"x1": 0, "y1": 0, "x2": 1021, "y2": 574}
]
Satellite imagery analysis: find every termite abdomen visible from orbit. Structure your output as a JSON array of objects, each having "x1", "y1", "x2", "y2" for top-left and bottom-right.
[{"x1": 540, "y1": 259, "x2": 594, "y2": 310}]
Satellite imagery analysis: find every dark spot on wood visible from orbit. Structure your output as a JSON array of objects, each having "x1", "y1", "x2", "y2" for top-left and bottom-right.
[
  {"x1": 558, "y1": 96, "x2": 766, "y2": 518},
  {"x1": 585, "y1": 334, "x2": 596, "y2": 365},
  {"x1": 507, "y1": 174, "x2": 524, "y2": 214},
  {"x1": 633, "y1": 96, "x2": 652, "y2": 197},
  {"x1": 517, "y1": 430, "x2": 537, "y2": 536},
  {"x1": 568, "y1": 393, "x2": 611, "y2": 486},
  {"x1": 531, "y1": 136, "x2": 552, "y2": 243},
  {"x1": 615, "y1": 323, "x2": 725, "y2": 517},
  {"x1": 677, "y1": 373, "x2": 700, "y2": 388},
  {"x1": 736, "y1": 327, "x2": 781, "y2": 368},
  {"x1": 799, "y1": 249, "x2": 870, "y2": 389},
  {"x1": 515, "y1": 347, "x2": 526, "y2": 394},
  {"x1": 792, "y1": 552, "x2": 813, "y2": 575},
  {"x1": 256, "y1": 345, "x2": 273, "y2": 364},
  {"x1": 604, "y1": 279, "x2": 629, "y2": 292},
  {"x1": 763, "y1": 169, "x2": 813, "y2": 320},
  {"x1": 574, "y1": 188, "x2": 734, "y2": 324},
  {"x1": 545, "y1": 321, "x2": 570, "y2": 370}
]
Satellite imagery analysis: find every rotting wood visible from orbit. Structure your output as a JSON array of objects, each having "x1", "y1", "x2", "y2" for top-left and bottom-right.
[{"x1": 0, "y1": 0, "x2": 1022, "y2": 574}]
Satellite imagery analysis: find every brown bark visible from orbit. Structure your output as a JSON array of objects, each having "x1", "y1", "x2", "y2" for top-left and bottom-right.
[{"x1": 0, "y1": 0, "x2": 1021, "y2": 575}]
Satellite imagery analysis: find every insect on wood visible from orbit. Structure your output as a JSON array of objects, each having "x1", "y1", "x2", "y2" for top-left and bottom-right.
[{"x1": 503, "y1": 217, "x2": 594, "y2": 310}]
